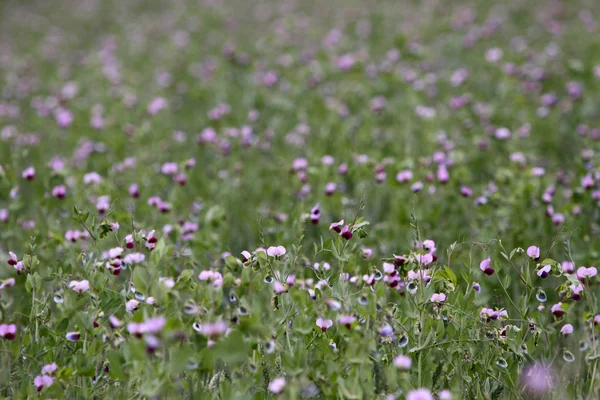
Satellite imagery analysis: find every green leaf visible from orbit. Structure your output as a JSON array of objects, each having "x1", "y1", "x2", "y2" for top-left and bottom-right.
[
  {"x1": 107, "y1": 351, "x2": 126, "y2": 380},
  {"x1": 132, "y1": 267, "x2": 151, "y2": 292},
  {"x1": 210, "y1": 331, "x2": 249, "y2": 365}
]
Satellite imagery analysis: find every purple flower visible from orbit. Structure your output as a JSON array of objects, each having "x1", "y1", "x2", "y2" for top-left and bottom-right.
[
  {"x1": 537, "y1": 265, "x2": 551, "y2": 279},
  {"x1": 65, "y1": 332, "x2": 81, "y2": 342},
  {"x1": 479, "y1": 258, "x2": 494, "y2": 275}
]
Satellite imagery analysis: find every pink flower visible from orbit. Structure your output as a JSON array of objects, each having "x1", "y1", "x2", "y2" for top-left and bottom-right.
[
  {"x1": 407, "y1": 269, "x2": 431, "y2": 282},
  {"x1": 551, "y1": 302, "x2": 564, "y2": 317},
  {"x1": 316, "y1": 318, "x2": 333, "y2": 332},
  {"x1": 0, "y1": 278, "x2": 15, "y2": 289},
  {"x1": 438, "y1": 390, "x2": 452, "y2": 400},
  {"x1": 415, "y1": 253, "x2": 433, "y2": 265},
  {"x1": 266, "y1": 246, "x2": 286, "y2": 257},
  {"x1": 537, "y1": 265, "x2": 551, "y2": 278},
  {"x1": 430, "y1": 293, "x2": 446, "y2": 303},
  {"x1": 126, "y1": 299, "x2": 140, "y2": 312},
  {"x1": 338, "y1": 315, "x2": 356, "y2": 329},
  {"x1": 520, "y1": 364, "x2": 554, "y2": 396},
  {"x1": 22, "y1": 166, "x2": 35, "y2": 180},
  {"x1": 7, "y1": 251, "x2": 18, "y2": 266},
  {"x1": 268, "y1": 377, "x2": 286, "y2": 394},
  {"x1": 406, "y1": 388, "x2": 434, "y2": 400},
  {"x1": 41, "y1": 363, "x2": 57, "y2": 376},
  {"x1": 396, "y1": 170, "x2": 413, "y2": 183},
  {"x1": 65, "y1": 230, "x2": 80, "y2": 242},
  {"x1": 34, "y1": 375, "x2": 53, "y2": 392},
  {"x1": 52, "y1": 185, "x2": 66, "y2": 199},
  {"x1": 123, "y1": 253, "x2": 145, "y2": 264},
  {"x1": 527, "y1": 246, "x2": 540, "y2": 260},
  {"x1": 340, "y1": 225, "x2": 353, "y2": 240},
  {"x1": 286, "y1": 275, "x2": 296, "y2": 286},
  {"x1": 576, "y1": 266, "x2": 597, "y2": 280},
  {"x1": 83, "y1": 172, "x2": 103, "y2": 185},
  {"x1": 560, "y1": 324, "x2": 573, "y2": 336},
  {"x1": 394, "y1": 355, "x2": 412, "y2": 370},
  {"x1": 147, "y1": 97, "x2": 167, "y2": 115},
  {"x1": 198, "y1": 270, "x2": 223, "y2": 286},
  {"x1": 561, "y1": 261, "x2": 575, "y2": 273},
  {"x1": 480, "y1": 258, "x2": 494, "y2": 275},
  {"x1": 0, "y1": 324, "x2": 17, "y2": 340},
  {"x1": 109, "y1": 315, "x2": 122, "y2": 329},
  {"x1": 69, "y1": 280, "x2": 90, "y2": 293},
  {"x1": 329, "y1": 219, "x2": 344, "y2": 233},
  {"x1": 273, "y1": 281, "x2": 287, "y2": 294},
  {"x1": 195, "y1": 321, "x2": 228, "y2": 338}
]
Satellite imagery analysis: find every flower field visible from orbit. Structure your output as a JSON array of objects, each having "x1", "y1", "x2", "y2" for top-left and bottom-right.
[{"x1": 1, "y1": 0, "x2": 600, "y2": 398}]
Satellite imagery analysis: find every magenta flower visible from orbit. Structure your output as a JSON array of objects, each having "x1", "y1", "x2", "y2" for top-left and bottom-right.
[
  {"x1": 560, "y1": 324, "x2": 573, "y2": 336},
  {"x1": 406, "y1": 388, "x2": 434, "y2": 400},
  {"x1": 266, "y1": 246, "x2": 286, "y2": 257},
  {"x1": 268, "y1": 377, "x2": 286, "y2": 394},
  {"x1": 324, "y1": 182, "x2": 337, "y2": 196},
  {"x1": 316, "y1": 318, "x2": 333, "y2": 332},
  {"x1": 526, "y1": 246, "x2": 540, "y2": 260},
  {"x1": 479, "y1": 257, "x2": 494, "y2": 275},
  {"x1": 34, "y1": 375, "x2": 53, "y2": 392},
  {"x1": 393, "y1": 355, "x2": 412, "y2": 370},
  {"x1": 0, "y1": 324, "x2": 17, "y2": 340},
  {"x1": 65, "y1": 332, "x2": 80, "y2": 342},
  {"x1": 69, "y1": 280, "x2": 90, "y2": 293},
  {"x1": 438, "y1": 390, "x2": 452, "y2": 400}
]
